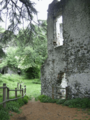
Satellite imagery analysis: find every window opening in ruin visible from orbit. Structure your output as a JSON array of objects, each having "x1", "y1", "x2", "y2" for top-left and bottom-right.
[
  {"x1": 54, "y1": 16, "x2": 63, "y2": 47},
  {"x1": 56, "y1": 72, "x2": 67, "y2": 99},
  {"x1": 54, "y1": 0, "x2": 61, "y2": 2}
]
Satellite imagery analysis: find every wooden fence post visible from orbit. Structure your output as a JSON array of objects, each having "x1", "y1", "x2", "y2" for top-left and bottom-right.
[
  {"x1": 15, "y1": 88, "x2": 17, "y2": 98},
  {"x1": 52, "y1": 85, "x2": 54, "y2": 99},
  {"x1": 3, "y1": 83, "x2": 6, "y2": 108},
  {"x1": 66, "y1": 87, "x2": 68, "y2": 99},
  {"x1": 7, "y1": 88, "x2": 9, "y2": 99},
  {"x1": 22, "y1": 88, "x2": 23, "y2": 97},
  {"x1": 20, "y1": 84, "x2": 22, "y2": 94},
  {"x1": 17, "y1": 83, "x2": 19, "y2": 89},
  {"x1": 24, "y1": 85, "x2": 26, "y2": 95}
]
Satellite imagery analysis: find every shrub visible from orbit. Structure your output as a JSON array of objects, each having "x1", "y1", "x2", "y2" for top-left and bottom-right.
[
  {"x1": 5, "y1": 95, "x2": 29, "y2": 118},
  {"x1": 63, "y1": 98, "x2": 90, "y2": 108},
  {"x1": 0, "y1": 109, "x2": 9, "y2": 120},
  {"x1": 38, "y1": 95, "x2": 57, "y2": 103},
  {"x1": 0, "y1": 105, "x2": 9, "y2": 120},
  {"x1": 38, "y1": 95, "x2": 90, "y2": 109},
  {"x1": 22, "y1": 96, "x2": 28, "y2": 104},
  {"x1": 17, "y1": 96, "x2": 28, "y2": 106},
  {"x1": 23, "y1": 67, "x2": 40, "y2": 79},
  {"x1": 56, "y1": 99, "x2": 66, "y2": 104},
  {"x1": 17, "y1": 98, "x2": 24, "y2": 107},
  {"x1": 6, "y1": 101, "x2": 20, "y2": 113}
]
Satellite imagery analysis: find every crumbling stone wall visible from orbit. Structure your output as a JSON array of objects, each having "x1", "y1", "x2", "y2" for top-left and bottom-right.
[
  {"x1": 41, "y1": 0, "x2": 66, "y2": 98},
  {"x1": 41, "y1": 0, "x2": 90, "y2": 99},
  {"x1": 63, "y1": 0, "x2": 90, "y2": 98}
]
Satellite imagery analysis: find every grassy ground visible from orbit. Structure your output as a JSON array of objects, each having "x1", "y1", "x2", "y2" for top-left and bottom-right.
[{"x1": 0, "y1": 74, "x2": 41, "y2": 102}]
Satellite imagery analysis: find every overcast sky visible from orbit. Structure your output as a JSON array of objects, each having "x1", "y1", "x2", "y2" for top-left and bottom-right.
[
  {"x1": 0, "y1": 0, "x2": 53, "y2": 29},
  {"x1": 33, "y1": 0, "x2": 53, "y2": 20}
]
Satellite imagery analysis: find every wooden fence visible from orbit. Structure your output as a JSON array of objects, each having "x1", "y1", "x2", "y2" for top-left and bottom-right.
[
  {"x1": 52, "y1": 85, "x2": 68, "y2": 99},
  {"x1": 0, "y1": 82, "x2": 26, "y2": 108}
]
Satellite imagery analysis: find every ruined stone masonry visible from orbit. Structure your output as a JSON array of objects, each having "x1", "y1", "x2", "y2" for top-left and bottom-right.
[{"x1": 41, "y1": 0, "x2": 90, "y2": 99}]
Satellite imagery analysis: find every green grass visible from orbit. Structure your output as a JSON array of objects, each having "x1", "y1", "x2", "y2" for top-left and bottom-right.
[
  {"x1": 0, "y1": 74, "x2": 41, "y2": 102},
  {"x1": 0, "y1": 95, "x2": 29, "y2": 120},
  {"x1": 22, "y1": 78, "x2": 41, "y2": 99},
  {"x1": 0, "y1": 74, "x2": 41, "y2": 120}
]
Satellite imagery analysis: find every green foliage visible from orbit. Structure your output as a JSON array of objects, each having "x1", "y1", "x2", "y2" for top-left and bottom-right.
[
  {"x1": 0, "y1": 74, "x2": 41, "y2": 100},
  {"x1": 63, "y1": 98, "x2": 90, "y2": 108},
  {"x1": 0, "y1": 47, "x2": 19, "y2": 69},
  {"x1": 17, "y1": 98, "x2": 24, "y2": 107},
  {"x1": 56, "y1": 99, "x2": 66, "y2": 104},
  {"x1": 23, "y1": 96, "x2": 29, "y2": 104},
  {"x1": 32, "y1": 79, "x2": 41, "y2": 84},
  {"x1": 23, "y1": 67, "x2": 40, "y2": 79},
  {"x1": 0, "y1": 26, "x2": 5, "y2": 33},
  {"x1": 13, "y1": 96, "x2": 28, "y2": 108},
  {"x1": 6, "y1": 101, "x2": 20, "y2": 113},
  {"x1": 37, "y1": 95, "x2": 57, "y2": 103},
  {"x1": 0, "y1": 48, "x2": 5, "y2": 58},
  {"x1": 37, "y1": 95, "x2": 90, "y2": 109},
  {"x1": 0, "y1": 0, "x2": 37, "y2": 33},
  {"x1": 0, "y1": 20, "x2": 47, "y2": 77},
  {"x1": 0, "y1": 95, "x2": 28, "y2": 120},
  {"x1": 0, "y1": 106, "x2": 9, "y2": 120},
  {"x1": 0, "y1": 74, "x2": 21, "y2": 82},
  {"x1": 15, "y1": 20, "x2": 47, "y2": 70}
]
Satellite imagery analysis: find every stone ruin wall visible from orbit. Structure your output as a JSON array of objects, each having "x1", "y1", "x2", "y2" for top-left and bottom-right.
[
  {"x1": 63, "y1": 0, "x2": 90, "y2": 98},
  {"x1": 41, "y1": 0, "x2": 90, "y2": 99}
]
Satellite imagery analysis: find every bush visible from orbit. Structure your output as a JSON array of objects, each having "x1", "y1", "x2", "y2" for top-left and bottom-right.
[
  {"x1": 0, "y1": 95, "x2": 29, "y2": 120},
  {"x1": 0, "y1": 109, "x2": 9, "y2": 120},
  {"x1": 63, "y1": 98, "x2": 90, "y2": 108},
  {"x1": 56, "y1": 99, "x2": 66, "y2": 104},
  {"x1": 6, "y1": 101, "x2": 20, "y2": 113},
  {"x1": 37, "y1": 95, "x2": 57, "y2": 103},
  {"x1": 37, "y1": 95, "x2": 90, "y2": 109},
  {"x1": 0, "y1": 105, "x2": 9, "y2": 120},
  {"x1": 23, "y1": 67, "x2": 40, "y2": 79},
  {"x1": 17, "y1": 98, "x2": 24, "y2": 107},
  {"x1": 22, "y1": 96, "x2": 28, "y2": 104}
]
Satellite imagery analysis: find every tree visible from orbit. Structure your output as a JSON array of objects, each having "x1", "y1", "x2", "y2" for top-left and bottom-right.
[
  {"x1": 0, "y1": 0, "x2": 37, "y2": 31},
  {"x1": 0, "y1": 0, "x2": 38, "y2": 45},
  {"x1": 0, "y1": 20, "x2": 47, "y2": 70},
  {"x1": 0, "y1": 26, "x2": 5, "y2": 58},
  {"x1": 15, "y1": 20, "x2": 47, "y2": 69}
]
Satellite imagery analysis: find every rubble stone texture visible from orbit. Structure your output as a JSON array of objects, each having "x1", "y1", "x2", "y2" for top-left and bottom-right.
[{"x1": 41, "y1": 0, "x2": 90, "y2": 99}]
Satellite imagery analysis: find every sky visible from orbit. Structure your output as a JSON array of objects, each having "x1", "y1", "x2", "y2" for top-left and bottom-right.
[
  {"x1": 0, "y1": 0, "x2": 53, "y2": 29},
  {"x1": 33, "y1": 0, "x2": 53, "y2": 20}
]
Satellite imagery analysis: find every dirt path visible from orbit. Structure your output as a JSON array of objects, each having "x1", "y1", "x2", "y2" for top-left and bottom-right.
[{"x1": 10, "y1": 99, "x2": 90, "y2": 120}]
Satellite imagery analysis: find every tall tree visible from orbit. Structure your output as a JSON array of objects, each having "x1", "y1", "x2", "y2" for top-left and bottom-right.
[
  {"x1": 0, "y1": 20, "x2": 47, "y2": 70},
  {"x1": 15, "y1": 20, "x2": 47, "y2": 69},
  {"x1": 0, "y1": 0, "x2": 37, "y2": 44},
  {"x1": 0, "y1": 0, "x2": 37, "y2": 31}
]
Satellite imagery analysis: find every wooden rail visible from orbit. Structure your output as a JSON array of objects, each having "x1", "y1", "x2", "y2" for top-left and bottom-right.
[{"x1": 0, "y1": 83, "x2": 26, "y2": 108}]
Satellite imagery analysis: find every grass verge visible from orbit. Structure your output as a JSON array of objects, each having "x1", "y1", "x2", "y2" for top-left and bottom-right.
[
  {"x1": 36, "y1": 95, "x2": 90, "y2": 109},
  {"x1": 0, "y1": 95, "x2": 28, "y2": 120},
  {"x1": 0, "y1": 74, "x2": 41, "y2": 101}
]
